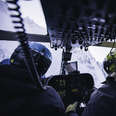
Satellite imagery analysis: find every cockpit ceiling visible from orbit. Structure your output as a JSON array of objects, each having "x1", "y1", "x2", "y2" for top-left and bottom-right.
[{"x1": 41, "y1": 0, "x2": 116, "y2": 49}]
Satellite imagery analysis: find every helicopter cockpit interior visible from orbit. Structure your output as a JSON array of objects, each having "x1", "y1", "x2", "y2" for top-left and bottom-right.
[{"x1": 0, "y1": 0, "x2": 116, "y2": 113}]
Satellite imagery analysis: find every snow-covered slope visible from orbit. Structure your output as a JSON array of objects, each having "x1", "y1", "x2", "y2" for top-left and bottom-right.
[
  {"x1": 0, "y1": 1, "x2": 46, "y2": 34},
  {"x1": 0, "y1": 41, "x2": 106, "y2": 88},
  {"x1": 0, "y1": 41, "x2": 19, "y2": 61},
  {"x1": 24, "y1": 17, "x2": 46, "y2": 34},
  {"x1": 71, "y1": 48, "x2": 106, "y2": 88}
]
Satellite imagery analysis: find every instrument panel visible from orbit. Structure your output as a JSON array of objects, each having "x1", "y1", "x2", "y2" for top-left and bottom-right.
[{"x1": 47, "y1": 72, "x2": 94, "y2": 105}]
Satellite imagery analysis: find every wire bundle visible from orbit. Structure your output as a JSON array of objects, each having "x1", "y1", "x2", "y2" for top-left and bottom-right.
[{"x1": 6, "y1": 0, "x2": 44, "y2": 89}]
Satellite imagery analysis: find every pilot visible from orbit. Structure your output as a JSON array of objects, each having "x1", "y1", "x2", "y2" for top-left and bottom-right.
[
  {"x1": 0, "y1": 42, "x2": 65, "y2": 116},
  {"x1": 81, "y1": 49, "x2": 116, "y2": 116}
]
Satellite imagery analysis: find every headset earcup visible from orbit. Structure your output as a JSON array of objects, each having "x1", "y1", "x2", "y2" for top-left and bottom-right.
[
  {"x1": 10, "y1": 49, "x2": 19, "y2": 65},
  {"x1": 10, "y1": 46, "x2": 25, "y2": 66}
]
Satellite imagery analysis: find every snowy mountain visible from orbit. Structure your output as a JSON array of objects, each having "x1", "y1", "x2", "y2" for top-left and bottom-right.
[
  {"x1": 0, "y1": 1, "x2": 46, "y2": 34},
  {"x1": 0, "y1": 41, "x2": 106, "y2": 88},
  {"x1": 24, "y1": 17, "x2": 46, "y2": 34},
  {"x1": 0, "y1": 1, "x2": 15, "y2": 32},
  {"x1": 71, "y1": 48, "x2": 106, "y2": 88}
]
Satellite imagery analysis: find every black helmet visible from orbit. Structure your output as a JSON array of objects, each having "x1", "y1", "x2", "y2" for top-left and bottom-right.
[
  {"x1": 103, "y1": 49, "x2": 116, "y2": 75},
  {"x1": 10, "y1": 42, "x2": 52, "y2": 76}
]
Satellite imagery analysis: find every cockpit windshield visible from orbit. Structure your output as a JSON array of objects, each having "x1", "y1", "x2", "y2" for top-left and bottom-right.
[
  {"x1": 0, "y1": 0, "x2": 47, "y2": 35},
  {"x1": 0, "y1": 40, "x2": 111, "y2": 88},
  {"x1": 0, "y1": 0, "x2": 115, "y2": 88}
]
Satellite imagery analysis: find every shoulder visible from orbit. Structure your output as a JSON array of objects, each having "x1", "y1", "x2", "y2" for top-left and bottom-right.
[
  {"x1": 89, "y1": 84, "x2": 116, "y2": 105},
  {"x1": 25, "y1": 86, "x2": 65, "y2": 116},
  {"x1": 82, "y1": 85, "x2": 116, "y2": 116}
]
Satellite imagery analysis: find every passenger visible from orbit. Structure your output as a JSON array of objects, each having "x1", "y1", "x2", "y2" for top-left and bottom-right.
[
  {"x1": 0, "y1": 58, "x2": 10, "y2": 64},
  {"x1": 81, "y1": 49, "x2": 116, "y2": 116},
  {"x1": 0, "y1": 42, "x2": 65, "y2": 116}
]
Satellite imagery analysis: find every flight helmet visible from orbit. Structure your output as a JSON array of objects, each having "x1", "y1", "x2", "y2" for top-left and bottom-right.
[
  {"x1": 103, "y1": 49, "x2": 116, "y2": 76},
  {"x1": 10, "y1": 42, "x2": 52, "y2": 76}
]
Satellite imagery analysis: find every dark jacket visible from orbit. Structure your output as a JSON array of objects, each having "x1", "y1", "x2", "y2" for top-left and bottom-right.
[
  {"x1": 82, "y1": 77, "x2": 116, "y2": 116},
  {"x1": 0, "y1": 64, "x2": 65, "y2": 116}
]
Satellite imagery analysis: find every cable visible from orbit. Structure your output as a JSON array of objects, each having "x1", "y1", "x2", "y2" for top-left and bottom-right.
[
  {"x1": 6, "y1": 0, "x2": 44, "y2": 90},
  {"x1": 109, "y1": 38, "x2": 116, "y2": 55}
]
